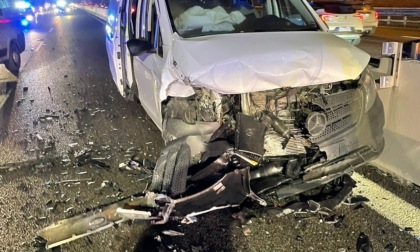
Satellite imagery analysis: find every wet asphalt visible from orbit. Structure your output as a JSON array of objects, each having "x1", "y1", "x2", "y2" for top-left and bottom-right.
[{"x1": 0, "y1": 10, "x2": 419, "y2": 252}]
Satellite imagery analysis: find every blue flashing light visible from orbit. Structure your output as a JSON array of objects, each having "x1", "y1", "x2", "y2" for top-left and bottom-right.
[{"x1": 21, "y1": 19, "x2": 29, "y2": 26}]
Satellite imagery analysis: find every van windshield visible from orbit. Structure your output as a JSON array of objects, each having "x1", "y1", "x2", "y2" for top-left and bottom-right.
[{"x1": 167, "y1": 0, "x2": 320, "y2": 37}]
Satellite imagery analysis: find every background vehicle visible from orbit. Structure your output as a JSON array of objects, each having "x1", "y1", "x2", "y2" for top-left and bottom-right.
[
  {"x1": 14, "y1": 0, "x2": 36, "y2": 27},
  {"x1": 309, "y1": 1, "x2": 363, "y2": 45},
  {"x1": 0, "y1": 4, "x2": 26, "y2": 73},
  {"x1": 355, "y1": 7, "x2": 378, "y2": 35}
]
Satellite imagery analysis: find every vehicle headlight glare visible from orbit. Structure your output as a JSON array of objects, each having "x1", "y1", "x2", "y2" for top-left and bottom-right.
[
  {"x1": 359, "y1": 67, "x2": 377, "y2": 112},
  {"x1": 25, "y1": 14, "x2": 34, "y2": 21}
]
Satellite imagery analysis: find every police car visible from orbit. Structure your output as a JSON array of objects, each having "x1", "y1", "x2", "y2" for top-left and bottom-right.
[{"x1": 0, "y1": 0, "x2": 26, "y2": 74}]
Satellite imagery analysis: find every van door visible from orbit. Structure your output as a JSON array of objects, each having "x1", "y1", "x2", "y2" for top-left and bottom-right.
[
  {"x1": 132, "y1": 0, "x2": 164, "y2": 129},
  {"x1": 106, "y1": 0, "x2": 136, "y2": 98}
]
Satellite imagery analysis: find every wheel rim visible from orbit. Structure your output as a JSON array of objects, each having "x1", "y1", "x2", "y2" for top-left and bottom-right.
[{"x1": 12, "y1": 51, "x2": 19, "y2": 64}]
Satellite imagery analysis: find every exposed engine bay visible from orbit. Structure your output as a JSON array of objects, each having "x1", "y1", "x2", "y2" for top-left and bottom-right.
[{"x1": 158, "y1": 79, "x2": 362, "y2": 198}]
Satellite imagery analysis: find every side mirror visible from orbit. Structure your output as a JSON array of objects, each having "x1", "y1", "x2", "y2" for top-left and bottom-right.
[{"x1": 127, "y1": 39, "x2": 153, "y2": 56}]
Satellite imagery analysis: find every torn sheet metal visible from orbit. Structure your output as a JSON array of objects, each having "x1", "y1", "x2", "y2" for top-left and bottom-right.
[
  {"x1": 171, "y1": 168, "x2": 266, "y2": 218},
  {"x1": 36, "y1": 193, "x2": 158, "y2": 249},
  {"x1": 160, "y1": 32, "x2": 370, "y2": 101}
]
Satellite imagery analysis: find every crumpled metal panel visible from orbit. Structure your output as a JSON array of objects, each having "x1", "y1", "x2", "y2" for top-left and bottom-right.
[{"x1": 160, "y1": 32, "x2": 369, "y2": 101}]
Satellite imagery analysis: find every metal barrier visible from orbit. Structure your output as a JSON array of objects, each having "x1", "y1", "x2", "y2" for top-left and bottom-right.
[{"x1": 375, "y1": 7, "x2": 420, "y2": 26}]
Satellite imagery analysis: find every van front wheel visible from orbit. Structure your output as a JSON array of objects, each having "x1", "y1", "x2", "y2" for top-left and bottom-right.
[{"x1": 5, "y1": 43, "x2": 21, "y2": 74}]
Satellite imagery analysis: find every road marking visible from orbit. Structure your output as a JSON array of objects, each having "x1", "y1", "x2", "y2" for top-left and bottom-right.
[
  {"x1": 402, "y1": 36, "x2": 420, "y2": 39},
  {"x1": 34, "y1": 41, "x2": 44, "y2": 52},
  {"x1": 49, "y1": 28, "x2": 54, "y2": 33},
  {"x1": 353, "y1": 172, "x2": 420, "y2": 237}
]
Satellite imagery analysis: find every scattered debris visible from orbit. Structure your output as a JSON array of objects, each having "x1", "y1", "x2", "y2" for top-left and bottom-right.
[
  {"x1": 242, "y1": 227, "x2": 251, "y2": 236},
  {"x1": 64, "y1": 207, "x2": 74, "y2": 213},
  {"x1": 45, "y1": 178, "x2": 93, "y2": 186},
  {"x1": 356, "y1": 232, "x2": 373, "y2": 252},
  {"x1": 101, "y1": 180, "x2": 111, "y2": 188},
  {"x1": 296, "y1": 235, "x2": 303, "y2": 242},
  {"x1": 181, "y1": 216, "x2": 198, "y2": 224},
  {"x1": 324, "y1": 215, "x2": 345, "y2": 228},
  {"x1": 400, "y1": 227, "x2": 414, "y2": 232},
  {"x1": 384, "y1": 243, "x2": 396, "y2": 252},
  {"x1": 161, "y1": 230, "x2": 185, "y2": 237},
  {"x1": 90, "y1": 158, "x2": 110, "y2": 169},
  {"x1": 68, "y1": 143, "x2": 78, "y2": 148}
]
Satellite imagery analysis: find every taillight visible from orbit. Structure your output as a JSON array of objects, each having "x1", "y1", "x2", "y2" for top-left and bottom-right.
[
  {"x1": 353, "y1": 14, "x2": 363, "y2": 21},
  {"x1": 374, "y1": 12, "x2": 379, "y2": 20},
  {"x1": 0, "y1": 19, "x2": 11, "y2": 24},
  {"x1": 320, "y1": 14, "x2": 336, "y2": 22}
]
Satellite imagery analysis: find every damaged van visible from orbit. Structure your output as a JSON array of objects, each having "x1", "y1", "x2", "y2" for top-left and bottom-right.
[{"x1": 36, "y1": 0, "x2": 384, "y2": 249}]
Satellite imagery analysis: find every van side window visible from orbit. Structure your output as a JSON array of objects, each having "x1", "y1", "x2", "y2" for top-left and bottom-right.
[
  {"x1": 140, "y1": 0, "x2": 162, "y2": 57},
  {"x1": 129, "y1": 0, "x2": 139, "y2": 40}
]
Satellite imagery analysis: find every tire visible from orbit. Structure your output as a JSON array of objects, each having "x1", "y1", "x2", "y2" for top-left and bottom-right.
[{"x1": 5, "y1": 43, "x2": 21, "y2": 74}]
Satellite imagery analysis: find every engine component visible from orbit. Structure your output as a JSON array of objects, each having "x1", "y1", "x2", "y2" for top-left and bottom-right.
[
  {"x1": 250, "y1": 162, "x2": 283, "y2": 180},
  {"x1": 235, "y1": 114, "x2": 266, "y2": 156},
  {"x1": 285, "y1": 158, "x2": 301, "y2": 179},
  {"x1": 261, "y1": 110, "x2": 293, "y2": 148}
]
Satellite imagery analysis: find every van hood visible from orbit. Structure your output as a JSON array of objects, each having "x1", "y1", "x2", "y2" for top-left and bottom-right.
[{"x1": 160, "y1": 32, "x2": 369, "y2": 100}]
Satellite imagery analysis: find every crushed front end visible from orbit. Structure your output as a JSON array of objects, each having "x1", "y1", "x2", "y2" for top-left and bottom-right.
[
  {"x1": 153, "y1": 67, "x2": 384, "y2": 211},
  {"x1": 36, "y1": 69, "x2": 384, "y2": 249}
]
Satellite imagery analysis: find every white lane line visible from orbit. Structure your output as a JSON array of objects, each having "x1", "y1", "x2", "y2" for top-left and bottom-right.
[
  {"x1": 402, "y1": 36, "x2": 420, "y2": 39},
  {"x1": 353, "y1": 172, "x2": 420, "y2": 237},
  {"x1": 34, "y1": 28, "x2": 53, "y2": 53},
  {"x1": 34, "y1": 40, "x2": 44, "y2": 52}
]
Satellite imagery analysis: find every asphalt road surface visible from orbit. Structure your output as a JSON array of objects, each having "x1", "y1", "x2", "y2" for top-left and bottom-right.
[{"x1": 0, "y1": 10, "x2": 419, "y2": 252}]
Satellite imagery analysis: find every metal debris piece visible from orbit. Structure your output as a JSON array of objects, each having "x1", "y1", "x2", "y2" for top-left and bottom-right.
[
  {"x1": 345, "y1": 195, "x2": 370, "y2": 205},
  {"x1": 400, "y1": 227, "x2": 413, "y2": 232},
  {"x1": 161, "y1": 230, "x2": 185, "y2": 237},
  {"x1": 64, "y1": 207, "x2": 74, "y2": 213},
  {"x1": 90, "y1": 159, "x2": 110, "y2": 169},
  {"x1": 295, "y1": 235, "x2": 303, "y2": 242},
  {"x1": 181, "y1": 216, "x2": 198, "y2": 224},
  {"x1": 101, "y1": 180, "x2": 111, "y2": 188},
  {"x1": 307, "y1": 200, "x2": 320, "y2": 213},
  {"x1": 324, "y1": 215, "x2": 345, "y2": 228},
  {"x1": 242, "y1": 227, "x2": 251, "y2": 236},
  {"x1": 35, "y1": 134, "x2": 43, "y2": 142},
  {"x1": 115, "y1": 208, "x2": 153, "y2": 220},
  {"x1": 356, "y1": 232, "x2": 373, "y2": 252},
  {"x1": 49, "y1": 178, "x2": 93, "y2": 185},
  {"x1": 384, "y1": 243, "x2": 395, "y2": 252},
  {"x1": 69, "y1": 143, "x2": 78, "y2": 148}
]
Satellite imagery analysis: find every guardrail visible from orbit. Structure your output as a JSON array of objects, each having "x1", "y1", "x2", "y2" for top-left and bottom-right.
[
  {"x1": 76, "y1": 4, "x2": 108, "y2": 21},
  {"x1": 375, "y1": 7, "x2": 420, "y2": 27}
]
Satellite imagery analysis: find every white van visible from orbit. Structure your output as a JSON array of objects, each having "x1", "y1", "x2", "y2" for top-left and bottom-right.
[
  {"x1": 105, "y1": 0, "x2": 384, "y2": 222},
  {"x1": 35, "y1": 0, "x2": 386, "y2": 249}
]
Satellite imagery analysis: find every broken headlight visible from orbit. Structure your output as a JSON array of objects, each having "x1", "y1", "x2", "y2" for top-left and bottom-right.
[{"x1": 359, "y1": 67, "x2": 377, "y2": 113}]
